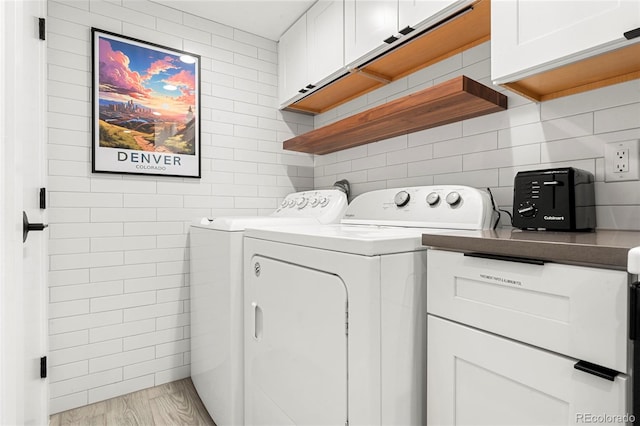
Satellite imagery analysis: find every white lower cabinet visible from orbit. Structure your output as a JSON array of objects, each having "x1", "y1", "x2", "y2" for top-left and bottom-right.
[
  {"x1": 426, "y1": 249, "x2": 631, "y2": 425},
  {"x1": 427, "y1": 316, "x2": 629, "y2": 426}
]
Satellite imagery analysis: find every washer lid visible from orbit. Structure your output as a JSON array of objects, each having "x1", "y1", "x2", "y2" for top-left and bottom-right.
[
  {"x1": 191, "y1": 216, "x2": 331, "y2": 232},
  {"x1": 244, "y1": 224, "x2": 484, "y2": 256}
]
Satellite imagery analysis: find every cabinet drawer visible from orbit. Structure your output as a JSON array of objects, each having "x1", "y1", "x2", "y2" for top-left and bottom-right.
[{"x1": 426, "y1": 249, "x2": 628, "y2": 372}]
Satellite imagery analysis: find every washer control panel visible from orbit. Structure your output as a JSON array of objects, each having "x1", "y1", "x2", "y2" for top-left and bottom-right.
[
  {"x1": 341, "y1": 185, "x2": 496, "y2": 230},
  {"x1": 271, "y1": 189, "x2": 349, "y2": 224}
]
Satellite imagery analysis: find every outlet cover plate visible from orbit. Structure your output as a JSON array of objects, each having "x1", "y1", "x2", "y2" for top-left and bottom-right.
[{"x1": 605, "y1": 139, "x2": 640, "y2": 182}]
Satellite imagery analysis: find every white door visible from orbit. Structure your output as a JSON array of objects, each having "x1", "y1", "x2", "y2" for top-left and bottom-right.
[
  {"x1": 0, "y1": 0, "x2": 49, "y2": 424},
  {"x1": 245, "y1": 255, "x2": 348, "y2": 426},
  {"x1": 427, "y1": 316, "x2": 629, "y2": 426}
]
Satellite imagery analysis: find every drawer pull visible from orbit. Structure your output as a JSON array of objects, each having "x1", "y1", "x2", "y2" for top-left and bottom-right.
[
  {"x1": 574, "y1": 360, "x2": 618, "y2": 381},
  {"x1": 463, "y1": 252, "x2": 545, "y2": 265}
]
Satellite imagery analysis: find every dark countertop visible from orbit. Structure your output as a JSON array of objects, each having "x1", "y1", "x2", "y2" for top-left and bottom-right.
[{"x1": 422, "y1": 229, "x2": 640, "y2": 270}]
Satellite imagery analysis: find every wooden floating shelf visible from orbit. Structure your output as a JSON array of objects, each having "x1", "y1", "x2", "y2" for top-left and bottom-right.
[
  {"x1": 286, "y1": 0, "x2": 490, "y2": 115},
  {"x1": 283, "y1": 75, "x2": 508, "y2": 155}
]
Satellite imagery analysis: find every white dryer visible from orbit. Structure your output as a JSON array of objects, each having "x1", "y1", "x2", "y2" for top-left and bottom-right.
[
  {"x1": 243, "y1": 185, "x2": 496, "y2": 426},
  {"x1": 189, "y1": 186, "x2": 349, "y2": 426}
]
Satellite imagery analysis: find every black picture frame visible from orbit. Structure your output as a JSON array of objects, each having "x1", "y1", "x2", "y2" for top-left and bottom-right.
[{"x1": 91, "y1": 28, "x2": 201, "y2": 178}]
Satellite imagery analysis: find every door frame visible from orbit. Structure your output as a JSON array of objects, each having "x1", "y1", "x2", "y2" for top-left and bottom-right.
[{"x1": 0, "y1": 0, "x2": 48, "y2": 423}]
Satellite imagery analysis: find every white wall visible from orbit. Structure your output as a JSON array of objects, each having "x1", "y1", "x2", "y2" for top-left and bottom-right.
[
  {"x1": 313, "y1": 41, "x2": 640, "y2": 230},
  {"x1": 46, "y1": 0, "x2": 313, "y2": 413}
]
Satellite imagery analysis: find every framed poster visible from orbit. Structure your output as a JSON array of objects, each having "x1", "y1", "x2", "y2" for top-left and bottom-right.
[{"x1": 91, "y1": 28, "x2": 201, "y2": 178}]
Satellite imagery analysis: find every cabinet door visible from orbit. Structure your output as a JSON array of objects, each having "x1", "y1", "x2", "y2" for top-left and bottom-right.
[
  {"x1": 427, "y1": 316, "x2": 629, "y2": 426},
  {"x1": 398, "y1": 0, "x2": 461, "y2": 31},
  {"x1": 492, "y1": 0, "x2": 640, "y2": 83},
  {"x1": 344, "y1": 0, "x2": 397, "y2": 66},
  {"x1": 278, "y1": 14, "x2": 308, "y2": 106},
  {"x1": 307, "y1": 0, "x2": 344, "y2": 87}
]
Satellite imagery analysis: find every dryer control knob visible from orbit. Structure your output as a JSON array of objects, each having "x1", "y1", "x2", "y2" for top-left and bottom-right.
[
  {"x1": 426, "y1": 192, "x2": 440, "y2": 206},
  {"x1": 319, "y1": 197, "x2": 329, "y2": 207},
  {"x1": 446, "y1": 191, "x2": 461, "y2": 206},
  {"x1": 281, "y1": 199, "x2": 288, "y2": 207},
  {"x1": 394, "y1": 190, "x2": 410, "y2": 207},
  {"x1": 296, "y1": 197, "x2": 308, "y2": 209},
  {"x1": 287, "y1": 199, "x2": 296, "y2": 208},
  {"x1": 309, "y1": 197, "x2": 319, "y2": 207}
]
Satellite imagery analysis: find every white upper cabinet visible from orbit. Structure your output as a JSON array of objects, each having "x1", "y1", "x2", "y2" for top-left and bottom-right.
[
  {"x1": 492, "y1": 0, "x2": 640, "y2": 84},
  {"x1": 344, "y1": 0, "x2": 472, "y2": 69},
  {"x1": 344, "y1": 0, "x2": 397, "y2": 66},
  {"x1": 307, "y1": 0, "x2": 345, "y2": 87},
  {"x1": 278, "y1": 0, "x2": 345, "y2": 107},
  {"x1": 398, "y1": 0, "x2": 466, "y2": 32},
  {"x1": 278, "y1": 15, "x2": 308, "y2": 106}
]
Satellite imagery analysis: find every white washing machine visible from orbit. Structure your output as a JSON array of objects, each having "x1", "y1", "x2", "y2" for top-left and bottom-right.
[
  {"x1": 242, "y1": 185, "x2": 497, "y2": 426},
  {"x1": 189, "y1": 186, "x2": 349, "y2": 426}
]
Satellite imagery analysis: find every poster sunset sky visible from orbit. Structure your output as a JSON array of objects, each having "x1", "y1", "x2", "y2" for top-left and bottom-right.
[{"x1": 98, "y1": 36, "x2": 197, "y2": 122}]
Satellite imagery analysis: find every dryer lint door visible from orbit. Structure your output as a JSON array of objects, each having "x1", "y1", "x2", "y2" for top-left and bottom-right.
[{"x1": 246, "y1": 255, "x2": 348, "y2": 426}]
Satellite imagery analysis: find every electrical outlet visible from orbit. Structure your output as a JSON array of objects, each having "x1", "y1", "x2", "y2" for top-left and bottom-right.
[
  {"x1": 615, "y1": 148, "x2": 629, "y2": 172},
  {"x1": 605, "y1": 140, "x2": 640, "y2": 182}
]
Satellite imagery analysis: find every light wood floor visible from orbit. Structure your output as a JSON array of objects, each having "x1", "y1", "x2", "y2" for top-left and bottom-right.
[{"x1": 49, "y1": 378, "x2": 216, "y2": 426}]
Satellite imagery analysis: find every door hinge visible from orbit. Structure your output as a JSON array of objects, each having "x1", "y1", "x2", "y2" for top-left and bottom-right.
[
  {"x1": 39, "y1": 187, "x2": 46, "y2": 209},
  {"x1": 38, "y1": 18, "x2": 45, "y2": 41},
  {"x1": 40, "y1": 356, "x2": 47, "y2": 379}
]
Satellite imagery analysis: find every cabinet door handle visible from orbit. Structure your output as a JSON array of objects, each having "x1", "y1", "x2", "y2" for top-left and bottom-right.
[
  {"x1": 624, "y1": 27, "x2": 640, "y2": 40},
  {"x1": 630, "y1": 282, "x2": 640, "y2": 340},
  {"x1": 298, "y1": 88, "x2": 308, "y2": 94},
  {"x1": 305, "y1": 84, "x2": 316, "y2": 89},
  {"x1": 399, "y1": 25, "x2": 414, "y2": 35},
  {"x1": 574, "y1": 360, "x2": 619, "y2": 381},
  {"x1": 463, "y1": 252, "x2": 545, "y2": 265},
  {"x1": 383, "y1": 35, "x2": 398, "y2": 44}
]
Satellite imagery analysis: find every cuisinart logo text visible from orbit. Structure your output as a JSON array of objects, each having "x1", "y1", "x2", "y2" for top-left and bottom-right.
[
  {"x1": 480, "y1": 274, "x2": 522, "y2": 286},
  {"x1": 544, "y1": 215, "x2": 565, "y2": 221}
]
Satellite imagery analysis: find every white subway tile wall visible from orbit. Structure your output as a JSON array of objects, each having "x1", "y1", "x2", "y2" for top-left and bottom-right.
[
  {"x1": 314, "y1": 41, "x2": 640, "y2": 230},
  {"x1": 46, "y1": 0, "x2": 313, "y2": 414},
  {"x1": 47, "y1": 0, "x2": 640, "y2": 415}
]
